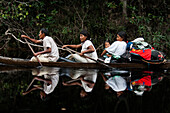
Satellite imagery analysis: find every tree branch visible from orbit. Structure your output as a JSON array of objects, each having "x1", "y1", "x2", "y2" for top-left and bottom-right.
[{"x1": 5, "y1": 29, "x2": 43, "y2": 48}]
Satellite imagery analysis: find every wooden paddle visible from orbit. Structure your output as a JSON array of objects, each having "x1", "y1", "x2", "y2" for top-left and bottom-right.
[
  {"x1": 24, "y1": 38, "x2": 43, "y2": 67},
  {"x1": 55, "y1": 37, "x2": 113, "y2": 69},
  {"x1": 26, "y1": 78, "x2": 35, "y2": 91},
  {"x1": 64, "y1": 47, "x2": 113, "y2": 69}
]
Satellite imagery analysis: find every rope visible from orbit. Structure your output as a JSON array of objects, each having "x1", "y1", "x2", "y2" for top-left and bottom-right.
[{"x1": 141, "y1": 59, "x2": 166, "y2": 64}]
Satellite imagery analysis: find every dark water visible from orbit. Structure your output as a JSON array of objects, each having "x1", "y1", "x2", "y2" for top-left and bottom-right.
[{"x1": 0, "y1": 65, "x2": 170, "y2": 113}]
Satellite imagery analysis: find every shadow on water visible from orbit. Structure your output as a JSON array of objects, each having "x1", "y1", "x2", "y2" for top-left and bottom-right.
[{"x1": 0, "y1": 65, "x2": 170, "y2": 113}]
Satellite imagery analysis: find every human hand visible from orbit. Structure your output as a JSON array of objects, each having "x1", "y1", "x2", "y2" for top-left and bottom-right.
[
  {"x1": 79, "y1": 52, "x2": 84, "y2": 56},
  {"x1": 22, "y1": 92, "x2": 28, "y2": 95},
  {"x1": 62, "y1": 82, "x2": 68, "y2": 86},
  {"x1": 34, "y1": 53, "x2": 39, "y2": 57},
  {"x1": 21, "y1": 35, "x2": 28, "y2": 39},
  {"x1": 62, "y1": 45, "x2": 68, "y2": 48},
  {"x1": 79, "y1": 77, "x2": 84, "y2": 81},
  {"x1": 107, "y1": 54, "x2": 112, "y2": 57}
]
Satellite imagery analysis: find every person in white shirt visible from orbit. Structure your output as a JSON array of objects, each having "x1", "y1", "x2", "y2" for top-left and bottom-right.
[
  {"x1": 62, "y1": 69, "x2": 98, "y2": 98},
  {"x1": 101, "y1": 31, "x2": 127, "y2": 60},
  {"x1": 62, "y1": 30, "x2": 98, "y2": 63},
  {"x1": 22, "y1": 67, "x2": 60, "y2": 100},
  {"x1": 21, "y1": 28, "x2": 59, "y2": 62}
]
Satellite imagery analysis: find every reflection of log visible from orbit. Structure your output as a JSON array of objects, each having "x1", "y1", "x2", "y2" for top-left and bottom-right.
[{"x1": 0, "y1": 64, "x2": 32, "y2": 73}]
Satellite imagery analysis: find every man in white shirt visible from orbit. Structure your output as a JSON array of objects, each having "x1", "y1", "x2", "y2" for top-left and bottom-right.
[{"x1": 21, "y1": 28, "x2": 59, "y2": 62}]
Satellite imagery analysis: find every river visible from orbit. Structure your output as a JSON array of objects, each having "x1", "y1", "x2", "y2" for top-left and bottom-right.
[{"x1": 0, "y1": 65, "x2": 170, "y2": 113}]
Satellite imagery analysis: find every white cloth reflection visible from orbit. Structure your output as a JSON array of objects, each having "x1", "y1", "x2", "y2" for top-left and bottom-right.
[
  {"x1": 106, "y1": 76, "x2": 127, "y2": 92},
  {"x1": 68, "y1": 69, "x2": 98, "y2": 92},
  {"x1": 43, "y1": 74, "x2": 59, "y2": 94},
  {"x1": 32, "y1": 67, "x2": 60, "y2": 94}
]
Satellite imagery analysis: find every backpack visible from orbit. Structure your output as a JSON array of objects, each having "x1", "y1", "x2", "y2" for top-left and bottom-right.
[{"x1": 122, "y1": 41, "x2": 166, "y2": 64}]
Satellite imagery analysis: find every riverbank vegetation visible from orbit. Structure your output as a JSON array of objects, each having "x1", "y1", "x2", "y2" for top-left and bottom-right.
[{"x1": 0, "y1": 0, "x2": 169, "y2": 58}]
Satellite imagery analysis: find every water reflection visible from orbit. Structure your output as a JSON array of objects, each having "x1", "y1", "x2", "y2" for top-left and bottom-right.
[
  {"x1": 102, "y1": 70, "x2": 165, "y2": 96},
  {"x1": 22, "y1": 67, "x2": 60, "y2": 100},
  {"x1": 101, "y1": 70, "x2": 166, "y2": 113},
  {"x1": 0, "y1": 66, "x2": 169, "y2": 113},
  {"x1": 62, "y1": 69, "x2": 98, "y2": 98},
  {"x1": 129, "y1": 71, "x2": 164, "y2": 96}
]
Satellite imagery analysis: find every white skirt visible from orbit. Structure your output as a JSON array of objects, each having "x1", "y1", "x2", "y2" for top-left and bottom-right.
[
  {"x1": 71, "y1": 54, "x2": 95, "y2": 63},
  {"x1": 30, "y1": 54, "x2": 58, "y2": 62}
]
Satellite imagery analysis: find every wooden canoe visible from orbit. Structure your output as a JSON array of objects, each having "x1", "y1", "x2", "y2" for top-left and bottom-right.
[{"x1": 0, "y1": 56, "x2": 169, "y2": 69}]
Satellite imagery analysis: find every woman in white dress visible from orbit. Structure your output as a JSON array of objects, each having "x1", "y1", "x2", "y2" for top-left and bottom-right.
[{"x1": 62, "y1": 30, "x2": 98, "y2": 63}]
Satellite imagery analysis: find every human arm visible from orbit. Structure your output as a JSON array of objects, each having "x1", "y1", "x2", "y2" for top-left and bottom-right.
[
  {"x1": 34, "y1": 47, "x2": 51, "y2": 56},
  {"x1": 62, "y1": 44, "x2": 82, "y2": 49},
  {"x1": 21, "y1": 35, "x2": 42, "y2": 44},
  {"x1": 62, "y1": 81, "x2": 82, "y2": 86},
  {"x1": 22, "y1": 87, "x2": 40, "y2": 95},
  {"x1": 79, "y1": 45, "x2": 95, "y2": 56},
  {"x1": 101, "y1": 50, "x2": 107, "y2": 57},
  {"x1": 101, "y1": 73, "x2": 108, "y2": 82},
  {"x1": 79, "y1": 77, "x2": 95, "y2": 88},
  {"x1": 34, "y1": 77, "x2": 52, "y2": 84}
]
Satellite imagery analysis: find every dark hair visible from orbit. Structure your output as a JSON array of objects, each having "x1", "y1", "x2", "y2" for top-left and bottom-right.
[
  {"x1": 103, "y1": 40, "x2": 110, "y2": 48},
  {"x1": 117, "y1": 31, "x2": 127, "y2": 42},
  {"x1": 80, "y1": 30, "x2": 90, "y2": 40},
  {"x1": 41, "y1": 28, "x2": 49, "y2": 36}
]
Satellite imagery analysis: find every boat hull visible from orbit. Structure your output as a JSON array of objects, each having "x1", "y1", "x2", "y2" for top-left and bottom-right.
[{"x1": 0, "y1": 56, "x2": 169, "y2": 69}]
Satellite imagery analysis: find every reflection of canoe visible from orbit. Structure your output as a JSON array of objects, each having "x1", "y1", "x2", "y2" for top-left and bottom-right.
[{"x1": 0, "y1": 56, "x2": 169, "y2": 69}]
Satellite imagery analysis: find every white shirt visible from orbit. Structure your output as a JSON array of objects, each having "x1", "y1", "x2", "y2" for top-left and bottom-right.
[
  {"x1": 80, "y1": 69, "x2": 98, "y2": 92},
  {"x1": 43, "y1": 74, "x2": 59, "y2": 94},
  {"x1": 43, "y1": 36, "x2": 59, "y2": 61},
  {"x1": 81, "y1": 40, "x2": 98, "y2": 60},
  {"x1": 106, "y1": 41, "x2": 127, "y2": 56},
  {"x1": 106, "y1": 76, "x2": 127, "y2": 92}
]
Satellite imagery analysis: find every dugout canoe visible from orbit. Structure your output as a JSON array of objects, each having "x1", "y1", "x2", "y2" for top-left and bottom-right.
[{"x1": 0, "y1": 56, "x2": 169, "y2": 69}]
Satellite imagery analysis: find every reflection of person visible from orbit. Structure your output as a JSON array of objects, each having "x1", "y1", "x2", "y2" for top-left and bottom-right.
[
  {"x1": 22, "y1": 67, "x2": 60, "y2": 100},
  {"x1": 21, "y1": 28, "x2": 59, "y2": 62},
  {"x1": 62, "y1": 30, "x2": 98, "y2": 63},
  {"x1": 101, "y1": 73, "x2": 127, "y2": 97},
  {"x1": 101, "y1": 72, "x2": 129, "y2": 113},
  {"x1": 62, "y1": 69, "x2": 97, "y2": 98},
  {"x1": 101, "y1": 31, "x2": 127, "y2": 61}
]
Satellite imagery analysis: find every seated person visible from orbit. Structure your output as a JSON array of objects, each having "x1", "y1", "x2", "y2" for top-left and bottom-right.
[
  {"x1": 102, "y1": 41, "x2": 111, "y2": 59},
  {"x1": 101, "y1": 31, "x2": 127, "y2": 62},
  {"x1": 62, "y1": 30, "x2": 98, "y2": 63},
  {"x1": 21, "y1": 28, "x2": 59, "y2": 62}
]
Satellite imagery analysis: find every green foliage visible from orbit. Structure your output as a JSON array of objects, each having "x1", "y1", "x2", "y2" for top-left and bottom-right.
[
  {"x1": 0, "y1": 0, "x2": 169, "y2": 58},
  {"x1": 106, "y1": 1, "x2": 117, "y2": 9}
]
